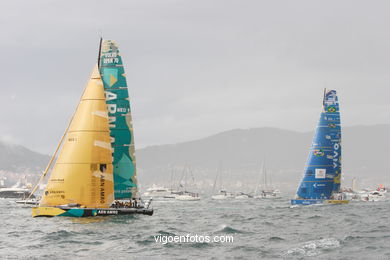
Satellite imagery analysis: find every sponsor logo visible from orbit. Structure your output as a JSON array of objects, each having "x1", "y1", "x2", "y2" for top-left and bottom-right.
[
  {"x1": 103, "y1": 52, "x2": 119, "y2": 64},
  {"x1": 45, "y1": 190, "x2": 65, "y2": 195},
  {"x1": 313, "y1": 149, "x2": 325, "y2": 157},
  {"x1": 50, "y1": 179, "x2": 64, "y2": 182},
  {"x1": 97, "y1": 210, "x2": 118, "y2": 215},
  {"x1": 333, "y1": 143, "x2": 340, "y2": 169},
  {"x1": 100, "y1": 175, "x2": 105, "y2": 204},
  {"x1": 315, "y1": 169, "x2": 326, "y2": 179}
]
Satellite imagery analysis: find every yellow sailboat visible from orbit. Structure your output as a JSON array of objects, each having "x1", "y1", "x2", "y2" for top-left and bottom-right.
[{"x1": 32, "y1": 41, "x2": 153, "y2": 217}]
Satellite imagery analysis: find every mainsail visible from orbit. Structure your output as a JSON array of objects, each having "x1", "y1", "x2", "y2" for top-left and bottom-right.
[
  {"x1": 40, "y1": 66, "x2": 114, "y2": 208},
  {"x1": 99, "y1": 40, "x2": 138, "y2": 199},
  {"x1": 296, "y1": 89, "x2": 341, "y2": 200}
]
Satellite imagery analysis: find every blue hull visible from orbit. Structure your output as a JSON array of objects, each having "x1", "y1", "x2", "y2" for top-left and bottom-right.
[{"x1": 291, "y1": 199, "x2": 324, "y2": 205}]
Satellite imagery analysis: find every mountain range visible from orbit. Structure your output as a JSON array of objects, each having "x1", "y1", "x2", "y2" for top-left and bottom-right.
[
  {"x1": 136, "y1": 124, "x2": 390, "y2": 191},
  {"x1": 0, "y1": 141, "x2": 49, "y2": 172},
  {"x1": 1, "y1": 124, "x2": 389, "y2": 191}
]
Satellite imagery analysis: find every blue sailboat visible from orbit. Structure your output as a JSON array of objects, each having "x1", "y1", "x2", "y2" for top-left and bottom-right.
[{"x1": 291, "y1": 89, "x2": 349, "y2": 205}]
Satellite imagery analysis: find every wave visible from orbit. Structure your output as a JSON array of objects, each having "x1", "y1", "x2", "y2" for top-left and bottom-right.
[
  {"x1": 156, "y1": 230, "x2": 177, "y2": 236},
  {"x1": 307, "y1": 215, "x2": 323, "y2": 219},
  {"x1": 42, "y1": 229, "x2": 77, "y2": 240},
  {"x1": 214, "y1": 224, "x2": 245, "y2": 234},
  {"x1": 269, "y1": 236, "x2": 284, "y2": 241},
  {"x1": 285, "y1": 238, "x2": 341, "y2": 257}
]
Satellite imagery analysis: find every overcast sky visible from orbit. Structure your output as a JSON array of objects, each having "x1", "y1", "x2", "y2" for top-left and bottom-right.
[{"x1": 0, "y1": 0, "x2": 389, "y2": 154}]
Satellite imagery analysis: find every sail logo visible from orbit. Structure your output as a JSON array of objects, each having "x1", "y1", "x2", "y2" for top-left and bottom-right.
[
  {"x1": 313, "y1": 149, "x2": 325, "y2": 157},
  {"x1": 103, "y1": 52, "x2": 119, "y2": 64},
  {"x1": 103, "y1": 58, "x2": 119, "y2": 64},
  {"x1": 327, "y1": 106, "x2": 336, "y2": 113},
  {"x1": 105, "y1": 91, "x2": 117, "y2": 101},
  {"x1": 107, "y1": 104, "x2": 117, "y2": 114},
  {"x1": 325, "y1": 91, "x2": 337, "y2": 105},
  {"x1": 333, "y1": 143, "x2": 340, "y2": 169},
  {"x1": 106, "y1": 90, "x2": 117, "y2": 131},
  {"x1": 315, "y1": 169, "x2": 326, "y2": 179},
  {"x1": 117, "y1": 108, "x2": 128, "y2": 113},
  {"x1": 105, "y1": 52, "x2": 117, "y2": 58},
  {"x1": 100, "y1": 175, "x2": 105, "y2": 204},
  {"x1": 105, "y1": 90, "x2": 117, "y2": 149}
]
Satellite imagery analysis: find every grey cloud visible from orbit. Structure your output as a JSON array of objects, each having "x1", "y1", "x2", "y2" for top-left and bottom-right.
[{"x1": 0, "y1": 0, "x2": 389, "y2": 153}]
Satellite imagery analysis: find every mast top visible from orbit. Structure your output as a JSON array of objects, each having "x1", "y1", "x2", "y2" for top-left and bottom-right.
[{"x1": 97, "y1": 37, "x2": 103, "y2": 69}]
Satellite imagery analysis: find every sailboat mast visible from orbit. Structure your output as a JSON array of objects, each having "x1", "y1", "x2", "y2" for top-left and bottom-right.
[
  {"x1": 254, "y1": 161, "x2": 262, "y2": 195},
  {"x1": 97, "y1": 37, "x2": 103, "y2": 69},
  {"x1": 212, "y1": 168, "x2": 218, "y2": 194},
  {"x1": 184, "y1": 166, "x2": 187, "y2": 192},
  {"x1": 264, "y1": 162, "x2": 267, "y2": 190},
  {"x1": 323, "y1": 88, "x2": 327, "y2": 107},
  {"x1": 170, "y1": 166, "x2": 174, "y2": 192}
]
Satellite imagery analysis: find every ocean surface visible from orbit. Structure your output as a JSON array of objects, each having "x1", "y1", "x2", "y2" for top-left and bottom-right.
[{"x1": 1, "y1": 196, "x2": 390, "y2": 259}]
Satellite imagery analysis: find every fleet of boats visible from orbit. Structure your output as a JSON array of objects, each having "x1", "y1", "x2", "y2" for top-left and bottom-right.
[
  {"x1": 0, "y1": 176, "x2": 35, "y2": 199},
  {"x1": 0, "y1": 42, "x2": 388, "y2": 217},
  {"x1": 253, "y1": 161, "x2": 281, "y2": 199}
]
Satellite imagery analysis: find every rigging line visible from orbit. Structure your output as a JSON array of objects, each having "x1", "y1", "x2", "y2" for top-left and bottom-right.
[{"x1": 323, "y1": 88, "x2": 327, "y2": 107}]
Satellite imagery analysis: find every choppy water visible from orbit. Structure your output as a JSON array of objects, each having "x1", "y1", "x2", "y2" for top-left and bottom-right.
[{"x1": 1, "y1": 196, "x2": 390, "y2": 259}]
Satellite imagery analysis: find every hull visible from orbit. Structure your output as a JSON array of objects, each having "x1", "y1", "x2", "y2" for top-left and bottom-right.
[
  {"x1": 16, "y1": 199, "x2": 40, "y2": 206},
  {"x1": 291, "y1": 199, "x2": 349, "y2": 205},
  {"x1": 175, "y1": 195, "x2": 200, "y2": 201},
  {"x1": 211, "y1": 194, "x2": 234, "y2": 200},
  {"x1": 235, "y1": 195, "x2": 250, "y2": 199},
  {"x1": 0, "y1": 190, "x2": 34, "y2": 199},
  {"x1": 360, "y1": 194, "x2": 386, "y2": 202},
  {"x1": 254, "y1": 193, "x2": 281, "y2": 199},
  {"x1": 326, "y1": 199, "x2": 349, "y2": 204},
  {"x1": 32, "y1": 206, "x2": 153, "y2": 218}
]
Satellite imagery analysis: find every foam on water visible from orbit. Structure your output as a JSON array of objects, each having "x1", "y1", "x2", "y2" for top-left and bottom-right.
[{"x1": 285, "y1": 238, "x2": 341, "y2": 257}]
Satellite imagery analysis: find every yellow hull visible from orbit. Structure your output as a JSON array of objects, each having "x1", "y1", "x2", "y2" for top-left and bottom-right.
[
  {"x1": 32, "y1": 207, "x2": 68, "y2": 217},
  {"x1": 325, "y1": 200, "x2": 349, "y2": 204}
]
